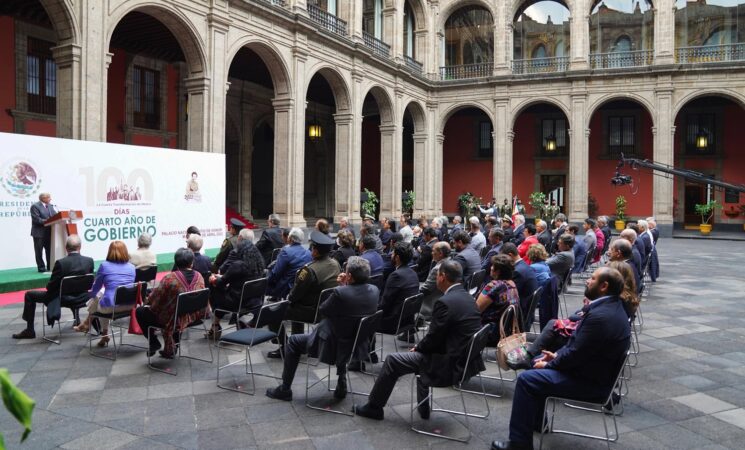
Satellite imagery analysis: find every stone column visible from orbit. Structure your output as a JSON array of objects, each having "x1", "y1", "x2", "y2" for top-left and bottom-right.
[
  {"x1": 653, "y1": 83, "x2": 675, "y2": 236},
  {"x1": 654, "y1": 0, "x2": 675, "y2": 65},
  {"x1": 429, "y1": 2, "x2": 441, "y2": 77},
  {"x1": 569, "y1": 15, "x2": 589, "y2": 71},
  {"x1": 333, "y1": 112, "x2": 357, "y2": 224},
  {"x1": 494, "y1": 3, "x2": 510, "y2": 75},
  {"x1": 378, "y1": 124, "x2": 401, "y2": 218},
  {"x1": 184, "y1": 77, "x2": 210, "y2": 152},
  {"x1": 206, "y1": 12, "x2": 231, "y2": 153},
  {"x1": 239, "y1": 108, "x2": 255, "y2": 218},
  {"x1": 52, "y1": 43, "x2": 83, "y2": 139},
  {"x1": 434, "y1": 133, "x2": 444, "y2": 216},
  {"x1": 412, "y1": 132, "x2": 428, "y2": 217},
  {"x1": 493, "y1": 97, "x2": 512, "y2": 202},
  {"x1": 71, "y1": 1, "x2": 107, "y2": 141},
  {"x1": 567, "y1": 92, "x2": 589, "y2": 220},
  {"x1": 383, "y1": 1, "x2": 397, "y2": 57},
  {"x1": 286, "y1": 45, "x2": 310, "y2": 227}
]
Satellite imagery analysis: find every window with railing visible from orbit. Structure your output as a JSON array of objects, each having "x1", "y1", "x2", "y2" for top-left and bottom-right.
[
  {"x1": 589, "y1": 0, "x2": 654, "y2": 68},
  {"x1": 441, "y1": 5, "x2": 493, "y2": 79},
  {"x1": 478, "y1": 121, "x2": 493, "y2": 157},
  {"x1": 404, "y1": 0, "x2": 416, "y2": 60},
  {"x1": 133, "y1": 66, "x2": 160, "y2": 129},
  {"x1": 308, "y1": 1, "x2": 347, "y2": 36},
  {"x1": 513, "y1": 1, "x2": 570, "y2": 74},
  {"x1": 608, "y1": 115, "x2": 635, "y2": 157},
  {"x1": 674, "y1": 0, "x2": 745, "y2": 63},
  {"x1": 26, "y1": 37, "x2": 56, "y2": 116},
  {"x1": 685, "y1": 113, "x2": 716, "y2": 155},
  {"x1": 541, "y1": 118, "x2": 568, "y2": 156}
]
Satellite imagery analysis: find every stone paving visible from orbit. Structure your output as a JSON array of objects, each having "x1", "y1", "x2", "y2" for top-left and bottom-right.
[{"x1": 2, "y1": 238, "x2": 745, "y2": 449}]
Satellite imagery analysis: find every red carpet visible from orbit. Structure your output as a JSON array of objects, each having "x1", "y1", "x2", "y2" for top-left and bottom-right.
[
  {"x1": 0, "y1": 272, "x2": 171, "y2": 307},
  {"x1": 226, "y1": 206, "x2": 256, "y2": 229}
]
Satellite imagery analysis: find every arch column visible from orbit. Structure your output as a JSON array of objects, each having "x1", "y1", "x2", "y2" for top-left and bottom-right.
[
  {"x1": 184, "y1": 76, "x2": 210, "y2": 152},
  {"x1": 567, "y1": 92, "x2": 589, "y2": 220},
  {"x1": 334, "y1": 112, "x2": 358, "y2": 224},
  {"x1": 239, "y1": 108, "x2": 257, "y2": 219},
  {"x1": 654, "y1": 3, "x2": 675, "y2": 65},
  {"x1": 412, "y1": 131, "x2": 428, "y2": 217},
  {"x1": 207, "y1": 12, "x2": 231, "y2": 153},
  {"x1": 52, "y1": 43, "x2": 83, "y2": 139},
  {"x1": 653, "y1": 85, "x2": 675, "y2": 235},
  {"x1": 434, "y1": 132, "x2": 444, "y2": 216},
  {"x1": 274, "y1": 96, "x2": 305, "y2": 227},
  {"x1": 379, "y1": 123, "x2": 402, "y2": 218},
  {"x1": 493, "y1": 97, "x2": 511, "y2": 202},
  {"x1": 569, "y1": 15, "x2": 589, "y2": 70},
  {"x1": 495, "y1": 7, "x2": 510, "y2": 74}
]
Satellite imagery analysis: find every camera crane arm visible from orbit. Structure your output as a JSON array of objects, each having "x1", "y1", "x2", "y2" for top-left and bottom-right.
[{"x1": 612, "y1": 154, "x2": 745, "y2": 194}]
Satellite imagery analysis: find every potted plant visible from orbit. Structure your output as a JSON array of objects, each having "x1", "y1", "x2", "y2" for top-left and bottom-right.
[
  {"x1": 457, "y1": 192, "x2": 481, "y2": 219},
  {"x1": 1, "y1": 368, "x2": 35, "y2": 446},
  {"x1": 529, "y1": 191, "x2": 547, "y2": 223},
  {"x1": 694, "y1": 200, "x2": 721, "y2": 235},
  {"x1": 402, "y1": 190, "x2": 415, "y2": 216},
  {"x1": 614, "y1": 195, "x2": 627, "y2": 231},
  {"x1": 361, "y1": 188, "x2": 379, "y2": 220}
]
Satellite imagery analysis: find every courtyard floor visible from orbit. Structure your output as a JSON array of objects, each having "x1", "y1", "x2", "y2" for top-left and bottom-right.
[{"x1": 2, "y1": 238, "x2": 745, "y2": 449}]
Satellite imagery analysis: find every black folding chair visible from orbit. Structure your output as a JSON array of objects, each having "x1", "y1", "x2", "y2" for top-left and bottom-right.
[
  {"x1": 212, "y1": 277, "x2": 268, "y2": 343},
  {"x1": 270, "y1": 247, "x2": 282, "y2": 263},
  {"x1": 370, "y1": 293, "x2": 424, "y2": 367},
  {"x1": 216, "y1": 300, "x2": 290, "y2": 395},
  {"x1": 41, "y1": 274, "x2": 94, "y2": 345},
  {"x1": 147, "y1": 288, "x2": 213, "y2": 375},
  {"x1": 523, "y1": 286, "x2": 544, "y2": 334},
  {"x1": 411, "y1": 324, "x2": 491, "y2": 442},
  {"x1": 468, "y1": 269, "x2": 487, "y2": 297},
  {"x1": 305, "y1": 310, "x2": 383, "y2": 415},
  {"x1": 88, "y1": 282, "x2": 145, "y2": 360},
  {"x1": 134, "y1": 265, "x2": 158, "y2": 284}
]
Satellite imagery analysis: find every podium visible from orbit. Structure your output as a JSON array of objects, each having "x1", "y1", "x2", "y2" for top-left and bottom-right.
[{"x1": 44, "y1": 210, "x2": 83, "y2": 268}]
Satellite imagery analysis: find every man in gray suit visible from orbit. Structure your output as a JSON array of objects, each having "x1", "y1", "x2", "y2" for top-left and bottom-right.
[
  {"x1": 547, "y1": 233, "x2": 576, "y2": 283},
  {"x1": 30, "y1": 192, "x2": 56, "y2": 272}
]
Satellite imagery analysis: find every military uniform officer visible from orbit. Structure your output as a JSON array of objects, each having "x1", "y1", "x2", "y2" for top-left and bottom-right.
[
  {"x1": 267, "y1": 230, "x2": 340, "y2": 359},
  {"x1": 212, "y1": 218, "x2": 245, "y2": 272}
]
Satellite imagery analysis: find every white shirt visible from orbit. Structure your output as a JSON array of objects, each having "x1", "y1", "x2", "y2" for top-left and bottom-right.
[{"x1": 399, "y1": 225, "x2": 413, "y2": 243}]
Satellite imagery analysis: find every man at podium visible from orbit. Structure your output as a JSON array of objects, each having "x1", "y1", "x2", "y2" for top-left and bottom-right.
[{"x1": 30, "y1": 192, "x2": 56, "y2": 272}]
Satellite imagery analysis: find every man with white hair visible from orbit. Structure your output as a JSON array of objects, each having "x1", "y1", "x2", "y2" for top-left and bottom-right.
[
  {"x1": 398, "y1": 214, "x2": 413, "y2": 243},
  {"x1": 267, "y1": 227, "x2": 312, "y2": 300},
  {"x1": 645, "y1": 217, "x2": 659, "y2": 281},
  {"x1": 130, "y1": 232, "x2": 156, "y2": 268},
  {"x1": 536, "y1": 220, "x2": 551, "y2": 248},
  {"x1": 468, "y1": 216, "x2": 486, "y2": 252},
  {"x1": 619, "y1": 228, "x2": 643, "y2": 283},
  {"x1": 636, "y1": 219, "x2": 653, "y2": 266},
  {"x1": 511, "y1": 215, "x2": 526, "y2": 247},
  {"x1": 185, "y1": 234, "x2": 212, "y2": 274},
  {"x1": 549, "y1": 213, "x2": 568, "y2": 254},
  {"x1": 451, "y1": 215, "x2": 464, "y2": 234}
]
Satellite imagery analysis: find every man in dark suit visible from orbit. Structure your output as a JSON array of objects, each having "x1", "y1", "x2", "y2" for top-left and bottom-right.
[
  {"x1": 549, "y1": 213, "x2": 568, "y2": 255},
  {"x1": 451, "y1": 230, "x2": 481, "y2": 285},
  {"x1": 511, "y1": 215, "x2": 526, "y2": 247},
  {"x1": 481, "y1": 228, "x2": 505, "y2": 271},
  {"x1": 619, "y1": 229, "x2": 643, "y2": 286},
  {"x1": 609, "y1": 238, "x2": 640, "y2": 290},
  {"x1": 415, "y1": 227, "x2": 438, "y2": 281},
  {"x1": 536, "y1": 220, "x2": 551, "y2": 249},
  {"x1": 13, "y1": 235, "x2": 94, "y2": 339},
  {"x1": 501, "y1": 243, "x2": 538, "y2": 318},
  {"x1": 492, "y1": 267, "x2": 630, "y2": 450},
  {"x1": 378, "y1": 242, "x2": 419, "y2": 333},
  {"x1": 255, "y1": 213, "x2": 285, "y2": 266},
  {"x1": 30, "y1": 192, "x2": 56, "y2": 272},
  {"x1": 546, "y1": 233, "x2": 575, "y2": 283},
  {"x1": 266, "y1": 256, "x2": 379, "y2": 401},
  {"x1": 354, "y1": 260, "x2": 483, "y2": 420}
]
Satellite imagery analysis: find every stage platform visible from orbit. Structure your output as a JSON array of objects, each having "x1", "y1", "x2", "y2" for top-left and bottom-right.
[{"x1": 0, "y1": 248, "x2": 219, "y2": 294}]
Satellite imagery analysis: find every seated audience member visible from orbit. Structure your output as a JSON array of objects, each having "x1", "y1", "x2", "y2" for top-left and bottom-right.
[
  {"x1": 185, "y1": 225, "x2": 201, "y2": 239},
  {"x1": 354, "y1": 260, "x2": 484, "y2": 421},
  {"x1": 546, "y1": 233, "x2": 575, "y2": 282},
  {"x1": 508, "y1": 263, "x2": 636, "y2": 370},
  {"x1": 359, "y1": 235, "x2": 384, "y2": 277},
  {"x1": 500, "y1": 243, "x2": 538, "y2": 318},
  {"x1": 452, "y1": 230, "x2": 481, "y2": 284},
  {"x1": 267, "y1": 228, "x2": 311, "y2": 300},
  {"x1": 207, "y1": 228, "x2": 265, "y2": 338},
  {"x1": 517, "y1": 223, "x2": 539, "y2": 263},
  {"x1": 619, "y1": 229, "x2": 643, "y2": 282},
  {"x1": 430, "y1": 217, "x2": 444, "y2": 242},
  {"x1": 636, "y1": 219, "x2": 653, "y2": 265},
  {"x1": 331, "y1": 229, "x2": 356, "y2": 268},
  {"x1": 598, "y1": 216, "x2": 612, "y2": 252},
  {"x1": 338, "y1": 216, "x2": 355, "y2": 239},
  {"x1": 267, "y1": 231, "x2": 340, "y2": 359},
  {"x1": 213, "y1": 218, "x2": 245, "y2": 272},
  {"x1": 476, "y1": 255, "x2": 520, "y2": 344},
  {"x1": 549, "y1": 213, "x2": 568, "y2": 254},
  {"x1": 73, "y1": 241, "x2": 136, "y2": 347},
  {"x1": 419, "y1": 242, "x2": 450, "y2": 320},
  {"x1": 378, "y1": 242, "x2": 419, "y2": 333},
  {"x1": 527, "y1": 244, "x2": 551, "y2": 286},
  {"x1": 438, "y1": 216, "x2": 451, "y2": 243},
  {"x1": 360, "y1": 222, "x2": 384, "y2": 254},
  {"x1": 379, "y1": 217, "x2": 395, "y2": 248},
  {"x1": 129, "y1": 233, "x2": 157, "y2": 268},
  {"x1": 255, "y1": 213, "x2": 285, "y2": 266},
  {"x1": 645, "y1": 217, "x2": 660, "y2": 281},
  {"x1": 468, "y1": 217, "x2": 487, "y2": 252},
  {"x1": 381, "y1": 232, "x2": 404, "y2": 279},
  {"x1": 582, "y1": 219, "x2": 597, "y2": 258},
  {"x1": 266, "y1": 257, "x2": 379, "y2": 401},
  {"x1": 536, "y1": 220, "x2": 551, "y2": 249},
  {"x1": 608, "y1": 238, "x2": 640, "y2": 290},
  {"x1": 626, "y1": 223, "x2": 647, "y2": 265},
  {"x1": 482, "y1": 228, "x2": 505, "y2": 271},
  {"x1": 13, "y1": 235, "x2": 94, "y2": 339},
  {"x1": 315, "y1": 218, "x2": 331, "y2": 236},
  {"x1": 566, "y1": 224, "x2": 588, "y2": 274},
  {"x1": 136, "y1": 248, "x2": 206, "y2": 358},
  {"x1": 415, "y1": 227, "x2": 439, "y2": 281},
  {"x1": 501, "y1": 216, "x2": 515, "y2": 243},
  {"x1": 186, "y1": 234, "x2": 213, "y2": 274},
  {"x1": 451, "y1": 215, "x2": 464, "y2": 234},
  {"x1": 398, "y1": 214, "x2": 413, "y2": 243},
  {"x1": 491, "y1": 267, "x2": 631, "y2": 450},
  {"x1": 411, "y1": 225, "x2": 423, "y2": 248},
  {"x1": 511, "y1": 215, "x2": 526, "y2": 247},
  {"x1": 592, "y1": 219, "x2": 605, "y2": 263}
]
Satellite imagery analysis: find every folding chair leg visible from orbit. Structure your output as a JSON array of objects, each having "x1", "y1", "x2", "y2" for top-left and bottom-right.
[
  {"x1": 41, "y1": 303, "x2": 62, "y2": 345},
  {"x1": 216, "y1": 343, "x2": 280, "y2": 395}
]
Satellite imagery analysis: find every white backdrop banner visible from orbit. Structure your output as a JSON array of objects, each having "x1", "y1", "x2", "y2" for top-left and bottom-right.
[{"x1": 0, "y1": 132, "x2": 226, "y2": 271}]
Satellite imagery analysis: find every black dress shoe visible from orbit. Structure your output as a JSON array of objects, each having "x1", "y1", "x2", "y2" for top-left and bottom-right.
[
  {"x1": 12, "y1": 329, "x2": 36, "y2": 339},
  {"x1": 417, "y1": 401, "x2": 430, "y2": 420},
  {"x1": 147, "y1": 338, "x2": 162, "y2": 357},
  {"x1": 353, "y1": 403, "x2": 384, "y2": 420},
  {"x1": 347, "y1": 360, "x2": 364, "y2": 372},
  {"x1": 368, "y1": 352, "x2": 379, "y2": 364},
  {"x1": 334, "y1": 377, "x2": 347, "y2": 399},
  {"x1": 266, "y1": 385, "x2": 293, "y2": 401},
  {"x1": 491, "y1": 440, "x2": 533, "y2": 450},
  {"x1": 266, "y1": 348, "x2": 283, "y2": 359}
]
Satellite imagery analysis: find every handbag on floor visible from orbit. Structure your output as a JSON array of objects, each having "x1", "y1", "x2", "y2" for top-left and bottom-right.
[{"x1": 496, "y1": 304, "x2": 528, "y2": 371}]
